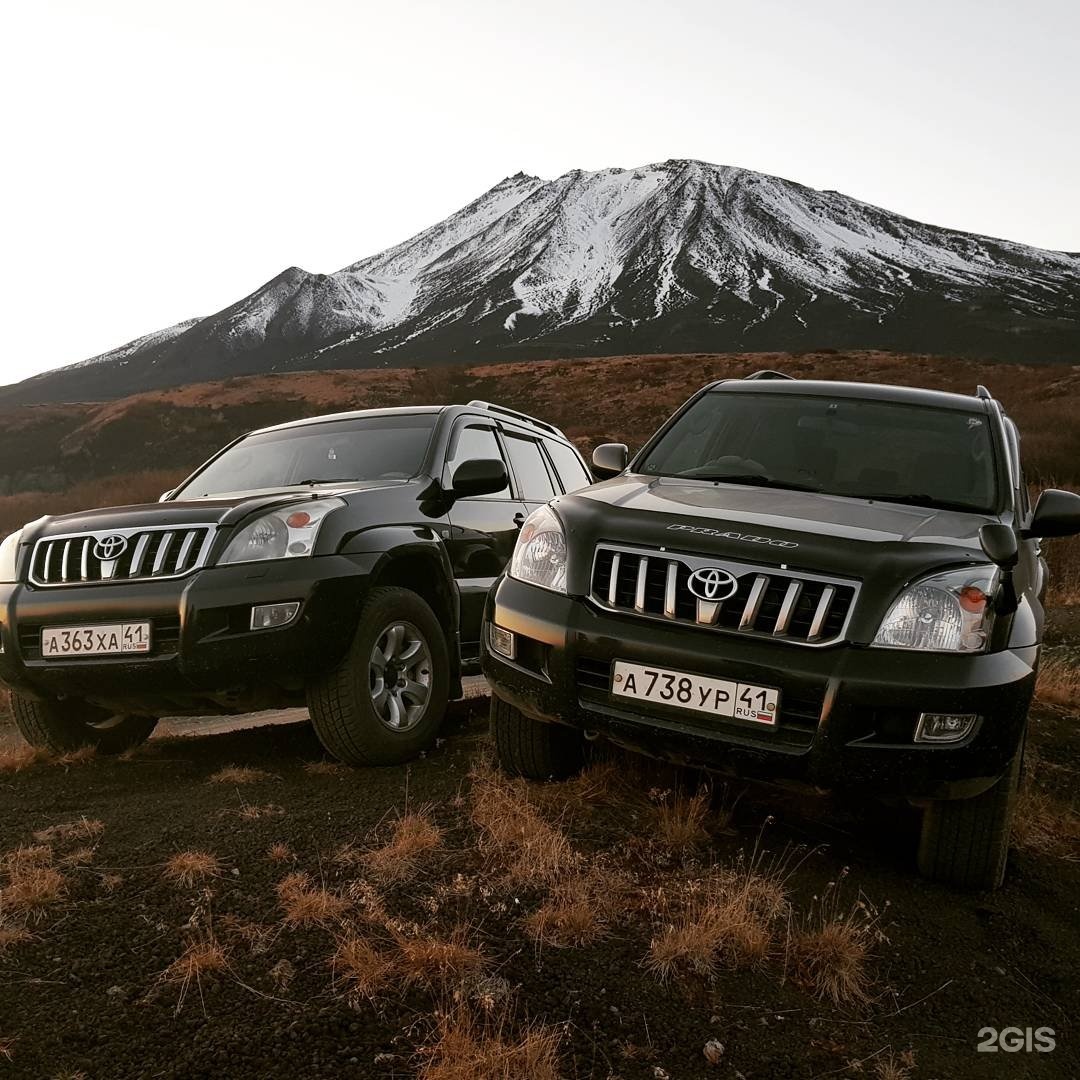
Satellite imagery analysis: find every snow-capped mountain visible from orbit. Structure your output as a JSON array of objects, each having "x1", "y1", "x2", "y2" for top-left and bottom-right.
[{"x1": 8, "y1": 160, "x2": 1079, "y2": 403}]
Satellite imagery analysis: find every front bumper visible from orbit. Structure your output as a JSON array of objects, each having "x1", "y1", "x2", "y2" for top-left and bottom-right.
[
  {"x1": 481, "y1": 576, "x2": 1036, "y2": 800},
  {"x1": 0, "y1": 555, "x2": 377, "y2": 712}
]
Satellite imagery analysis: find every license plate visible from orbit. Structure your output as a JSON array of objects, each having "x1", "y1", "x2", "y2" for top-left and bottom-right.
[
  {"x1": 41, "y1": 622, "x2": 152, "y2": 659},
  {"x1": 611, "y1": 660, "x2": 779, "y2": 726}
]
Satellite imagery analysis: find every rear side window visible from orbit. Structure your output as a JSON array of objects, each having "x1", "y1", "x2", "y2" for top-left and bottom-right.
[
  {"x1": 545, "y1": 440, "x2": 593, "y2": 492},
  {"x1": 445, "y1": 424, "x2": 510, "y2": 499},
  {"x1": 504, "y1": 434, "x2": 556, "y2": 501}
]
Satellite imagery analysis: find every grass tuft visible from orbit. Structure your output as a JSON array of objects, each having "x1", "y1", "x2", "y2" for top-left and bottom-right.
[
  {"x1": 363, "y1": 809, "x2": 442, "y2": 883},
  {"x1": 276, "y1": 872, "x2": 350, "y2": 928},
  {"x1": 0, "y1": 744, "x2": 47, "y2": 773},
  {"x1": 32, "y1": 818, "x2": 104, "y2": 846},
  {"x1": 1035, "y1": 654, "x2": 1080, "y2": 709},
  {"x1": 163, "y1": 850, "x2": 223, "y2": 888},
  {"x1": 303, "y1": 760, "x2": 349, "y2": 776},
  {"x1": 525, "y1": 866, "x2": 628, "y2": 949},
  {"x1": 1012, "y1": 787, "x2": 1080, "y2": 859},
  {"x1": 788, "y1": 879, "x2": 882, "y2": 1008},
  {"x1": 330, "y1": 935, "x2": 396, "y2": 1001},
  {"x1": 396, "y1": 927, "x2": 488, "y2": 991},
  {"x1": 266, "y1": 842, "x2": 295, "y2": 863},
  {"x1": 208, "y1": 764, "x2": 277, "y2": 785},
  {"x1": 0, "y1": 925, "x2": 33, "y2": 952},
  {"x1": 160, "y1": 938, "x2": 229, "y2": 1013},
  {"x1": 416, "y1": 1007, "x2": 563, "y2": 1080}
]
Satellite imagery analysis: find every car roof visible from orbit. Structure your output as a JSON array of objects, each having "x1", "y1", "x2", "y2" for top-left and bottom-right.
[
  {"x1": 246, "y1": 403, "x2": 574, "y2": 443},
  {"x1": 709, "y1": 378, "x2": 991, "y2": 412}
]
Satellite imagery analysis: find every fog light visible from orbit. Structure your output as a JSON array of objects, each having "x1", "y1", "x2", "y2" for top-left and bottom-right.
[
  {"x1": 488, "y1": 623, "x2": 516, "y2": 660},
  {"x1": 250, "y1": 602, "x2": 301, "y2": 631},
  {"x1": 914, "y1": 712, "x2": 979, "y2": 744}
]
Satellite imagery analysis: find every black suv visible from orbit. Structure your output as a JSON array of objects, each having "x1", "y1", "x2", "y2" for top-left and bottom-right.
[
  {"x1": 0, "y1": 402, "x2": 592, "y2": 765},
  {"x1": 482, "y1": 373, "x2": 1080, "y2": 889}
]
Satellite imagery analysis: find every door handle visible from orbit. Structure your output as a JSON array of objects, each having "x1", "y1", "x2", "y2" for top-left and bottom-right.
[{"x1": 513, "y1": 513, "x2": 526, "y2": 528}]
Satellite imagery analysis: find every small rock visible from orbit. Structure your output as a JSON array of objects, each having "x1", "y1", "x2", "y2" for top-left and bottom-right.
[
  {"x1": 652, "y1": 1069, "x2": 670, "y2": 1080},
  {"x1": 231, "y1": 867, "x2": 241, "y2": 876},
  {"x1": 106, "y1": 985, "x2": 125, "y2": 998},
  {"x1": 704, "y1": 1039, "x2": 725, "y2": 1065}
]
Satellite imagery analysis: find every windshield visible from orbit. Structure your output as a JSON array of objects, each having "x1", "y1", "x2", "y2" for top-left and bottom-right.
[
  {"x1": 174, "y1": 414, "x2": 438, "y2": 498},
  {"x1": 639, "y1": 391, "x2": 999, "y2": 513}
]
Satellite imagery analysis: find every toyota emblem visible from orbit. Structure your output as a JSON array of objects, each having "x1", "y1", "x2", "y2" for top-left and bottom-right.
[
  {"x1": 93, "y1": 534, "x2": 129, "y2": 562},
  {"x1": 687, "y1": 567, "x2": 738, "y2": 602}
]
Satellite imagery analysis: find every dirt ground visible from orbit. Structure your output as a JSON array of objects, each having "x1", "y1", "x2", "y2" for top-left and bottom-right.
[{"x1": 1, "y1": 674, "x2": 1078, "y2": 1079}]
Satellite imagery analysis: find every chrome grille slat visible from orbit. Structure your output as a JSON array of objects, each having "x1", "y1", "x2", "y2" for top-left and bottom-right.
[
  {"x1": 808, "y1": 585, "x2": 836, "y2": 642},
  {"x1": 739, "y1": 575, "x2": 769, "y2": 629},
  {"x1": 773, "y1": 580, "x2": 803, "y2": 636},
  {"x1": 590, "y1": 543, "x2": 859, "y2": 648},
  {"x1": 30, "y1": 525, "x2": 216, "y2": 587},
  {"x1": 128, "y1": 534, "x2": 152, "y2": 578}
]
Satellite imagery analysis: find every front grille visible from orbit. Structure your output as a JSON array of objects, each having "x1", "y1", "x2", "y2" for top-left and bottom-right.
[
  {"x1": 590, "y1": 544, "x2": 858, "y2": 646},
  {"x1": 18, "y1": 616, "x2": 182, "y2": 662},
  {"x1": 30, "y1": 526, "x2": 215, "y2": 587}
]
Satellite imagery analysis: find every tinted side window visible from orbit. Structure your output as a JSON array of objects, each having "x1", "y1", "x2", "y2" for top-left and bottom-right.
[
  {"x1": 445, "y1": 424, "x2": 510, "y2": 499},
  {"x1": 545, "y1": 440, "x2": 593, "y2": 492},
  {"x1": 505, "y1": 434, "x2": 556, "y2": 501}
]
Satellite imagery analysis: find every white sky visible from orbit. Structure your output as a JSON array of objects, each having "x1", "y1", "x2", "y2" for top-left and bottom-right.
[{"x1": 2, "y1": 0, "x2": 1077, "y2": 384}]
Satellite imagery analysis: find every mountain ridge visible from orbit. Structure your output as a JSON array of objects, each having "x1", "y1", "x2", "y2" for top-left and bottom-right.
[{"x1": 7, "y1": 159, "x2": 1079, "y2": 404}]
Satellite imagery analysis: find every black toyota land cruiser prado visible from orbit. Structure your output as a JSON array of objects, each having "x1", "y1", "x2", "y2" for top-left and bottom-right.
[
  {"x1": 482, "y1": 372, "x2": 1080, "y2": 889},
  {"x1": 0, "y1": 401, "x2": 592, "y2": 766}
]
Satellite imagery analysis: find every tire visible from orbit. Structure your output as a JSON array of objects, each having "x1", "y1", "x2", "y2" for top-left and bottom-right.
[
  {"x1": 307, "y1": 587, "x2": 450, "y2": 766},
  {"x1": 11, "y1": 692, "x2": 157, "y2": 755},
  {"x1": 491, "y1": 694, "x2": 584, "y2": 780},
  {"x1": 917, "y1": 745, "x2": 1022, "y2": 890}
]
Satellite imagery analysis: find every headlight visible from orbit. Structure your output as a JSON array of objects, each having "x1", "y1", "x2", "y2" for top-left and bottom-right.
[
  {"x1": 0, "y1": 529, "x2": 23, "y2": 583},
  {"x1": 218, "y1": 499, "x2": 343, "y2": 566},
  {"x1": 873, "y1": 565, "x2": 998, "y2": 653},
  {"x1": 509, "y1": 504, "x2": 568, "y2": 594}
]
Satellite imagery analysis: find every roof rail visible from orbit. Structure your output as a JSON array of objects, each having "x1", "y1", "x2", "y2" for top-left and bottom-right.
[
  {"x1": 976, "y1": 385, "x2": 993, "y2": 400},
  {"x1": 744, "y1": 369, "x2": 795, "y2": 381},
  {"x1": 466, "y1": 400, "x2": 565, "y2": 438}
]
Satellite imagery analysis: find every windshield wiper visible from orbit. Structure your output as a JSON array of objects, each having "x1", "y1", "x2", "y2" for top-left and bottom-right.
[
  {"x1": 673, "y1": 472, "x2": 824, "y2": 493},
  {"x1": 856, "y1": 492, "x2": 984, "y2": 513},
  {"x1": 297, "y1": 477, "x2": 359, "y2": 486}
]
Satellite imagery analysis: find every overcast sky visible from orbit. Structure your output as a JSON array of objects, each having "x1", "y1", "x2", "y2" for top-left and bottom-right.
[{"x1": 3, "y1": 0, "x2": 1077, "y2": 384}]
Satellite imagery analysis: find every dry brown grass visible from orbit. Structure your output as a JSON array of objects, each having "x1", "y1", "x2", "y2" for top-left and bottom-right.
[
  {"x1": 524, "y1": 866, "x2": 629, "y2": 949},
  {"x1": 653, "y1": 789, "x2": 718, "y2": 851},
  {"x1": 208, "y1": 764, "x2": 277, "y2": 785},
  {"x1": 1044, "y1": 533, "x2": 1080, "y2": 607},
  {"x1": 330, "y1": 935, "x2": 396, "y2": 1000},
  {"x1": 0, "y1": 1036, "x2": 14, "y2": 1062},
  {"x1": 32, "y1": 818, "x2": 104, "y2": 845},
  {"x1": 416, "y1": 1008, "x2": 563, "y2": 1080},
  {"x1": 362, "y1": 809, "x2": 442, "y2": 883},
  {"x1": 788, "y1": 883, "x2": 882, "y2": 1008},
  {"x1": 0, "y1": 744, "x2": 48, "y2": 773},
  {"x1": 303, "y1": 759, "x2": 349, "y2": 776},
  {"x1": 52, "y1": 746, "x2": 96, "y2": 767},
  {"x1": 873, "y1": 1050, "x2": 916, "y2": 1080},
  {"x1": 470, "y1": 762, "x2": 576, "y2": 886},
  {"x1": 645, "y1": 864, "x2": 789, "y2": 981},
  {"x1": 58, "y1": 846, "x2": 97, "y2": 868},
  {"x1": 266, "y1": 842, "x2": 295, "y2": 863},
  {"x1": 0, "y1": 925, "x2": 33, "y2": 952},
  {"x1": 1035, "y1": 654, "x2": 1080, "y2": 709},
  {"x1": 163, "y1": 850, "x2": 223, "y2": 888},
  {"x1": 160, "y1": 938, "x2": 229, "y2": 1013},
  {"x1": 0, "y1": 863, "x2": 66, "y2": 920},
  {"x1": 396, "y1": 928, "x2": 488, "y2": 991},
  {"x1": 233, "y1": 802, "x2": 285, "y2": 821},
  {"x1": 276, "y1": 872, "x2": 350, "y2": 928},
  {"x1": 1012, "y1": 787, "x2": 1080, "y2": 859}
]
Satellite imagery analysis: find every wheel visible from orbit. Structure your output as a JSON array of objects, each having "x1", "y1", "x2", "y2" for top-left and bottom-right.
[
  {"x1": 490, "y1": 694, "x2": 584, "y2": 780},
  {"x1": 307, "y1": 587, "x2": 450, "y2": 766},
  {"x1": 916, "y1": 745, "x2": 1022, "y2": 890},
  {"x1": 10, "y1": 692, "x2": 157, "y2": 755}
]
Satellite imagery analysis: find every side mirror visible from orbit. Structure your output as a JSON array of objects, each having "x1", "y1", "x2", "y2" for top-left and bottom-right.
[
  {"x1": 451, "y1": 458, "x2": 508, "y2": 498},
  {"x1": 592, "y1": 443, "x2": 629, "y2": 480},
  {"x1": 1022, "y1": 488, "x2": 1080, "y2": 540},
  {"x1": 979, "y1": 523, "x2": 1018, "y2": 568}
]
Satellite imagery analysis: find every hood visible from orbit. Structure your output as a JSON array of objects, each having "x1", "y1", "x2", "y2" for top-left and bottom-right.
[
  {"x1": 577, "y1": 475, "x2": 995, "y2": 548},
  {"x1": 557, "y1": 475, "x2": 998, "y2": 643},
  {"x1": 23, "y1": 480, "x2": 405, "y2": 540}
]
